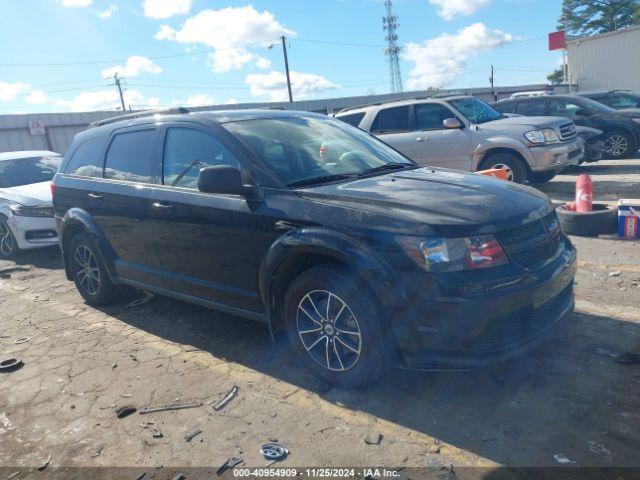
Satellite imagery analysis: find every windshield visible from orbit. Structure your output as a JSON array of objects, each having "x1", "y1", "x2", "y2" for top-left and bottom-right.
[
  {"x1": 0, "y1": 156, "x2": 62, "y2": 188},
  {"x1": 578, "y1": 96, "x2": 615, "y2": 114},
  {"x1": 450, "y1": 97, "x2": 504, "y2": 124},
  {"x1": 223, "y1": 115, "x2": 415, "y2": 187}
]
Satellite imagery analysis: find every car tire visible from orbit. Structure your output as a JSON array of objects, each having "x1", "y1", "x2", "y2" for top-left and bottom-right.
[
  {"x1": 284, "y1": 264, "x2": 395, "y2": 388},
  {"x1": 69, "y1": 232, "x2": 121, "y2": 306},
  {"x1": 0, "y1": 216, "x2": 19, "y2": 260},
  {"x1": 481, "y1": 153, "x2": 528, "y2": 184},
  {"x1": 603, "y1": 130, "x2": 634, "y2": 159},
  {"x1": 556, "y1": 203, "x2": 618, "y2": 237},
  {"x1": 530, "y1": 171, "x2": 557, "y2": 183}
]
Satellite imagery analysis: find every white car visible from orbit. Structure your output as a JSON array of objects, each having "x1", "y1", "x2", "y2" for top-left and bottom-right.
[{"x1": 0, "y1": 150, "x2": 62, "y2": 259}]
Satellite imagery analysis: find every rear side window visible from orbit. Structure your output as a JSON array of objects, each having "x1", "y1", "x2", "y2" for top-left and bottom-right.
[
  {"x1": 516, "y1": 100, "x2": 546, "y2": 116},
  {"x1": 493, "y1": 101, "x2": 515, "y2": 113},
  {"x1": 163, "y1": 128, "x2": 239, "y2": 189},
  {"x1": 104, "y1": 129, "x2": 156, "y2": 183},
  {"x1": 65, "y1": 137, "x2": 104, "y2": 177},
  {"x1": 335, "y1": 112, "x2": 365, "y2": 127},
  {"x1": 370, "y1": 106, "x2": 409, "y2": 134},
  {"x1": 414, "y1": 104, "x2": 455, "y2": 130}
]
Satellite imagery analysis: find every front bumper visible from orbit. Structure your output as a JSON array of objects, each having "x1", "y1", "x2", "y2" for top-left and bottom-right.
[
  {"x1": 529, "y1": 137, "x2": 584, "y2": 171},
  {"x1": 7, "y1": 214, "x2": 59, "y2": 250},
  {"x1": 391, "y1": 241, "x2": 577, "y2": 368}
]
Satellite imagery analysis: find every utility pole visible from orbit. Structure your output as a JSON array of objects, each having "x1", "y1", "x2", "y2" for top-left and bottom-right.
[
  {"x1": 383, "y1": 0, "x2": 403, "y2": 93},
  {"x1": 281, "y1": 36, "x2": 293, "y2": 103},
  {"x1": 490, "y1": 65, "x2": 496, "y2": 101},
  {"x1": 113, "y1": 73, "x2": 126, "y2": 111}
]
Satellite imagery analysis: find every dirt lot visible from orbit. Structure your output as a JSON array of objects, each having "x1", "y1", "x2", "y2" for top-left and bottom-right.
[{"x1": 1, "y1": 159, "x2": 639, "y2": 476}]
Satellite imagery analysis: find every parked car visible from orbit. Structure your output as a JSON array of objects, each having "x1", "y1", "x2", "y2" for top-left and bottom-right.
[
  {"x1": 54, "y1": 108, "x2": 577, "y2": 387},
  {"x1": 577, "y1": 90, "x2": 640, "y2": 114},
  {"x1": 510, "y1": 91, "x2": 550, "y2": 99},
  {"x1": 334, "y1": 96, "x2": 584, "y2": 184},
  {"x1": 0, "y1": 150, "x2": 62, "y2": 259},
  {"x1": 493, "y1": 94, "x2": 640, "y2": 159}
]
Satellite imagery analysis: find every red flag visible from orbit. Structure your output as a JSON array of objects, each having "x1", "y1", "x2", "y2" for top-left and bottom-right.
[{"x1": 549, "y1": 31, "x2": 566, "y2": 51}]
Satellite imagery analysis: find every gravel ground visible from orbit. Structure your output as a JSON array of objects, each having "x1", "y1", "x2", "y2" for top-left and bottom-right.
[{"x1": 0, "y1": 158, "x2": 639, "y2": 477}]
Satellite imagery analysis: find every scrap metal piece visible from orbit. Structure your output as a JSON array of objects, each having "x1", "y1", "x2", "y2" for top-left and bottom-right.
[
  {"x1": 171, "y1": 474, "x2": 185, "y2": 480},
  {"x1": 184, "y1": 427, "x2": 202, "y2": 442},
  {"x1": 216, "y1": 457, "x2": 243, "y2": 476},
  {"x1": 37, "y1": 454, "x2": 52, "y2": 471},
  {"x1": 0, "y1": 358, "x2": 23, "y2": 373},
  {"x1": 260, "y1": 443, "x2": 289, "y2": 461},
  {"x1": 138, "y1": 401, "x2": 202, "y2": 414},
  {"x1": 7, "y1": 472, "x2": 20, "y2": 479},
  {"x1": 90, "y1": 445, "x2": 104, "y2": 458},
  {"x1": 116, "y1": 405, "x2": 137, "y2": 419},
  {"x1": 139, "y1": 421, "x2": 163, "y2": 438},
  {"x1": 211, "y1": 386, "x2": 239, "y2": 411},
  {"x1": 14, "y1": 337, "x2": 29, "y2": 345}
]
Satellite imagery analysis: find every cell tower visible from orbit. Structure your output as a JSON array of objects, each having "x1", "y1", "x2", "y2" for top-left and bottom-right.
[{"x1": 383, "y1": 0, "x2": 403, "y2": 93}]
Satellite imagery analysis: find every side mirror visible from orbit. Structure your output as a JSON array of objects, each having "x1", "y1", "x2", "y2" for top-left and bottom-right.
[
  {"x1": 443, "y1": 118, "x2": 463, "y2": 129},
  {"x1": 198, "y1": 165, "x2": 245, "y2": 195}
]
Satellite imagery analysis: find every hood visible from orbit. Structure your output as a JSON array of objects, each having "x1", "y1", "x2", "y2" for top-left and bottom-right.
[
  {"x1": 297, "y1": 168, "x2": 552, "y2": 236},
  {"x1": 0, "y1": 181, "x2": 52, "y2": 207},
  {"x1": 480, "y1": 115, "x2": 571, "y2": 132}
]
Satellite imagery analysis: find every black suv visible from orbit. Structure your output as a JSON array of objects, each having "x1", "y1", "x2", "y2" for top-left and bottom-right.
[
  {"x1": 54, "y1": 109, "x2": 577, "y2": 387},
  {"x1": 494, "y1": 95, "x2": 640, "y2": 159}
]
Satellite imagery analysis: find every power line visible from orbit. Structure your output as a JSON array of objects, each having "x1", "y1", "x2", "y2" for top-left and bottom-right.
[{"x1": 383, "y1": 0, "x2": 403, "y2": 93}]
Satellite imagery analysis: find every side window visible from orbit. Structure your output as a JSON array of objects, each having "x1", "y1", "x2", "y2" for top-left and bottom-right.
[
  {"x1": 548, "y1": 100, "x2": 583, "y2": 116},
  {"x1": 414, "y1": 104, "x2": 456, "y2": 130},
  {"x1": 163, "y1": 128, "x2": 240, "y2": 189},
  {"x1": 493, "y1": 101, "x2": 514, "y2": 113},
  {"x1": 336, "y1": 112, "x2": 365, "y2": 127},
  {"x1": 516, "y1": 100, "x2": 545, "y2": 116},
  {"x1": 370, "y1": 106, "x2": 410, "y2": 134},
  {"x1": 104, "y1": 129, "x2": 156, "y2": 183},
  {"x1": 64, "y1": 137, "x2": 105, "y2": 177}
]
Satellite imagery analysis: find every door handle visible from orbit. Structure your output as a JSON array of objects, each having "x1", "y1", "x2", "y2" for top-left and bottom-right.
[
  {"x1": 416, "y1": 136, "x2": 429, "y2": 142},
  {"x1": 87, "y1": 193, "x2": 103, "y2": 200},
  {"x1": 152, "y1": 202, "x2": 174, "y2": 212}
]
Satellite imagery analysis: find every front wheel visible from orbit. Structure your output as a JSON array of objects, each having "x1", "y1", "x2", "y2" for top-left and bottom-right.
[
  {"x1": 603, "y1": 130, "x2": 634, "y2": 159},
  {"x1": 284, "y1": 265, "x2": 395, "y2": 388},
  {"x1": 481, "y1": 153, "x2": 528, "y2": 184},
  {"x1": 0, "y1": 217, "x2": 19, "y2": 260}
]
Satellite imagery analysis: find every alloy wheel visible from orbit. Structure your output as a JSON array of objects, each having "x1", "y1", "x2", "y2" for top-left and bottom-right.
[
  {"x1": 74, "y1": 245, "x2": 101, "y2": 296},
  {"x1": 605, "y1": 134, "x2": 628, "y2": 157},
  {"x1": 0, "y1": 220, "x2": 16, "y2": 257},
  {"x1": 490, "y1": 163, "x2": 514, "y2": 181},
  {"x1": 296, "y1": 290, "x2": 362, "y2": 372}
]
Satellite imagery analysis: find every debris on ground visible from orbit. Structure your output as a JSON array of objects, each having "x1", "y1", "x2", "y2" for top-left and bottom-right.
[
  {"x1": 615, "y1": 352, "x2": 640, "y2": 365},
  {"x1": 139, "y1": 421, "x2": 163, "y2": 438},
  {"x1": 0, "y1": 358, "x2": 24, "y2": 373},
  {"x1": 171, "y1": 473, "x2": 185, "y2": 480},
  {"x1": 364, "y1": 433, "x2": 383, "y2": 445},
  {"x1": 609, "y1": 271, "x2": 622, "y2": 277},
  {"x1": 13, "y1": 337, "x2": 29, "y2": 344},
  {"x1": 112, "y1": 363, "x2": 118, "y2": 369},
  {"x1": 553, "y1": 454, "x2": 575, "y2": 464},
  {"x1": 90, "y1": 445, "x2": 104, "y2": 458},
  {"x1": 99, "y1": 404, "x2": 117, "y2": 410},
  {"x1": 134, "y1": 473, "x2": 146, "y2": 480},
  {"x1": 184, "y1": 426, "x2": 202, "y2": 442},
  {"x1": 216, "y1": 457, "x2": 243, "y2": 476},
  {"x1": 211, "y1": 386, "x2": 239, "y2": 411},
  {"x1": 116, "y1": 406, "x2": 137, "y2": 419},
  {"x1": 37, "y1": 454, "x2": 52, "y2": 471},
  {"x1": 6, "y1": 471, "x2": 20, "y2": 479},
  {"x1": 120, "y1": 291, "x2": 155, "y2": 313},
  {"x1": 138, "y1": 401, "x2": 202, "y2": 414},
  {"x1": 260, "y1": 442, "x2": 289, "y2": 461},
  {"x1": 129, "y1": 354, "x2": 138, "y2": 362}
]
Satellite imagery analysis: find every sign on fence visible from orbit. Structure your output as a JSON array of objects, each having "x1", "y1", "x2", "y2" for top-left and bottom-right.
[{"x1": 28, "y1": 119, "x2": 46, "y2": 136}]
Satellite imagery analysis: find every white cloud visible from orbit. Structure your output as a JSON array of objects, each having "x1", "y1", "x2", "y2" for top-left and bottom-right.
[
  {"x1": 246, "y1": 70, "x2": 340, "y2": 101},
  {"x1": 25, "y1": 90, "x2": 48, "y2": 105},
  {"x1": 0, "y1": 82, "x2": 29, "y2": 102},
  {"x1": 101, "y1": 55, "x2": 162, "y2": 79},
  {"x1": 98, "y1": 4, "x2": 119, "y2": 19},
  {"x1": 58, "y1": 0, "x2": 92, "y2": 7},
  {"x1": 428, "y1": 0, "x2": 492, "y2": 21},
  {"x1": 143, "y1": 0, "x2": 192, "y2": 19},
  {"x1": 172, "y1": 93, "x2": 217, "y2": 107},
  {"x1": 55, "y1": 89, "x2": 159, "y2": 112},
  {"x1": 155, "y1": 6, "x2": 293, "y2": 72},
  {"x1": 404, "y1": 23, "x2": 513, "y2": 89}
]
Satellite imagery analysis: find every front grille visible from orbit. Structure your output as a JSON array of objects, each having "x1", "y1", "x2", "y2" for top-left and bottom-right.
[
  {"x1": 497, "y1": 212, "x2": 563, "y2": 270},
  {"x1": 559, "y1": 122, "x2": 577, "y2": 141}
]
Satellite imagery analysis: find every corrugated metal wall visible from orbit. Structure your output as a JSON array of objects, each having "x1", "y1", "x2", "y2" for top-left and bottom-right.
[
  {"x1": 0, "y1": 84, "x2": 559, "y2": 155},
  {"x1": 569, "y1": 26, "x2": 640, "y2": 91}
]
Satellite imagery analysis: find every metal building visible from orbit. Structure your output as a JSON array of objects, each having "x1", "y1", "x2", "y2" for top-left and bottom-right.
[
  {"x1": 0, "y1": 84, "x2": 561, "y2": 155},
  {"x1": 568, "y1": 26, "x2": 640, "y2": 91}
]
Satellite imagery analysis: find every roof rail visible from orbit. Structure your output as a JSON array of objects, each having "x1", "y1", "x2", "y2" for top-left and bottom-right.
[{"x1": 88, "y1": 107, "x2": 190, "y2": 128}]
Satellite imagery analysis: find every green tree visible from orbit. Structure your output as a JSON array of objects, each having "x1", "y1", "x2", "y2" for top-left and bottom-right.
[
  {"x1": 548, "y1": 67, "x2": 565, "y2": 85},
  {"x1": 559, "y1": 0, "x2": 640, "y2": 36}
]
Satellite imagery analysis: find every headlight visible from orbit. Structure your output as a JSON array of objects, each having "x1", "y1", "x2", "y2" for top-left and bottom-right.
[
  {"x1": 9, "y1": 204, "x2": 54, "y2": 217},
  {"x1": 396, "y1": 235, "x2": 508, "y2": 272},
  {"x1": 524, "y1": 128, "x2": 559, "y2": 144}
]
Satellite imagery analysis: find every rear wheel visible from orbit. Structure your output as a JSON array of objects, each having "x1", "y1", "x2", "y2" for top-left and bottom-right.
[
  {"x1": 284, "y1": 265, "x2": 395, "y2": 388},
  {"x1": 0, "y1": 216, "x2": 18, "y2": 260},
  {"x1": 603, "y1": 130, "x2": 634, "y2": 159},
  {"x1": 69, "y1": 233, "x2": 121, "y2": 306},
  {"x1": 481, "y1": 153, "x2": 528, "y2": 184}
]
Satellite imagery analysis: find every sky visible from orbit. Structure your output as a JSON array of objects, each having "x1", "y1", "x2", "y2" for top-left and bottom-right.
[{"x1": 0, "y1": 0, "x2": 566, "y2": 114}]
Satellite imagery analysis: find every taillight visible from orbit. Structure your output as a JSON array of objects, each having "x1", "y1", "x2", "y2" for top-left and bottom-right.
[{"x1": 50, "y1": 182, "x2": 55, "y2": 198}]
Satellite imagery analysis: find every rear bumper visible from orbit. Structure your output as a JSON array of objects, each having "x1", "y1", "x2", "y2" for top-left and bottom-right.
[
  {"x1": 529, "y1": 138, "x2": 584, "y2": 171},
  {"x1": 7, "y1": 215, "x2": 59, "y2": 250}
]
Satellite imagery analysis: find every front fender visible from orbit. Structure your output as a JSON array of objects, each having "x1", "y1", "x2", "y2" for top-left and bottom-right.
[
  {"x1": 60, "y1": 208, "x2": 117, "y2": 282},
  {"x1": 472, "y1": 137, "x2": 533, "y2": 171},
  {"x1": 259, "y1": 227, "x2": 407, "y2": 331}
]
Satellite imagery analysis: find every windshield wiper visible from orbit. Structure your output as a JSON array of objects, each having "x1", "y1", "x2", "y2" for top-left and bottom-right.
[
  {"x1": 357, "y1": 162, "x2": 412, "y2": 177},
  {"x1": 287, "y1": 173, "x2": 357, "y2": 188}
]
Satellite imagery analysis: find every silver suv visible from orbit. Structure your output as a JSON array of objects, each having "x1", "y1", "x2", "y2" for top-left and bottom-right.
[{"x1": 335, "y1": 96, "x2": 585, "y2": 184}]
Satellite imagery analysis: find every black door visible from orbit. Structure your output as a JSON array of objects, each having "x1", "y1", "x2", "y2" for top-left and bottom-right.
[
  {"x1": 151, "y1": 125, "x2": 261, "y2": 312},
  {"x1": 90, "y1": 127, "x2": 163, "y2": 286}
]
